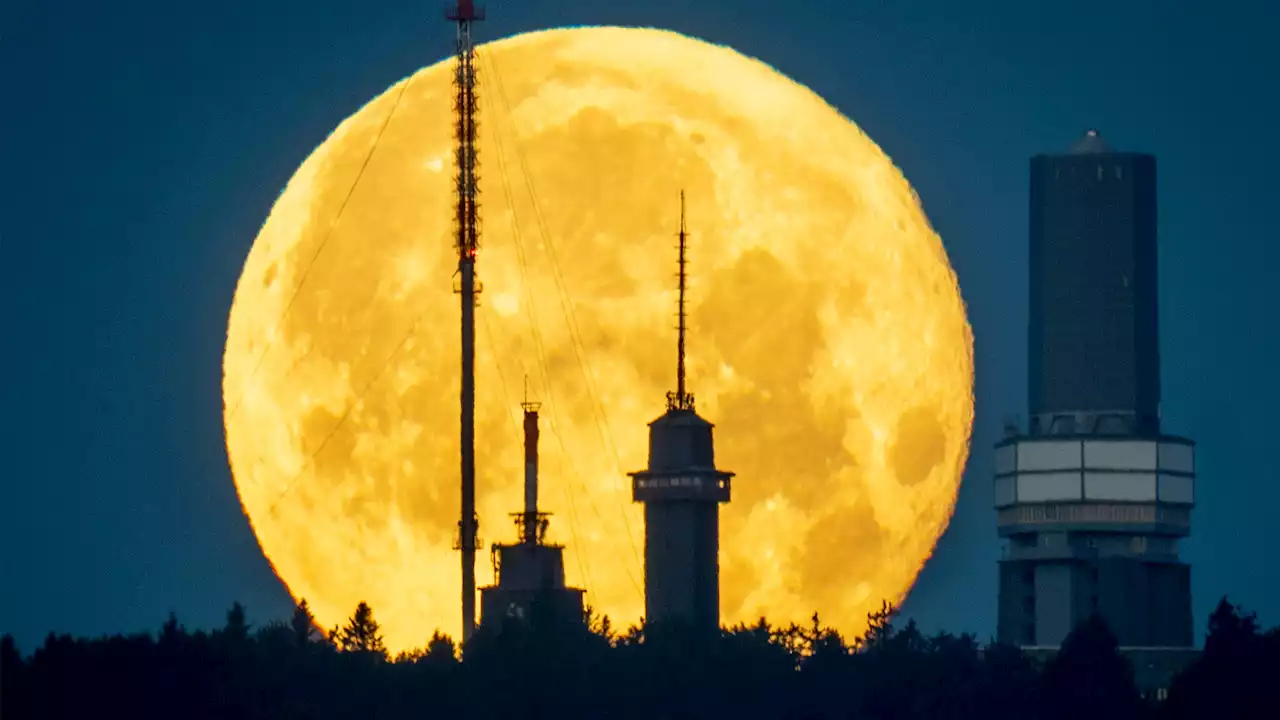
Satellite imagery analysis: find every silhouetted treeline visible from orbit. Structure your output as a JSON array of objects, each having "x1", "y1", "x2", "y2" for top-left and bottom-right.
[{"x1": 3, "y1": 596, "x2": 1278, "y2": 719}]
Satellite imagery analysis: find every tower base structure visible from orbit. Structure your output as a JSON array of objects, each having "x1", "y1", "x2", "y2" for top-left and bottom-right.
[
  {"x1": 480, "y1": 531, "x2": 585, "y2": 629},
  {"x1": 994, "y1": 433, "x2": 1195, "y2": 649}
]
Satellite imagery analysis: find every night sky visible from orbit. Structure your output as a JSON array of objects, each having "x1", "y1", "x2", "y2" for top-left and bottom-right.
[{"x1": 3, "y1": 0, "x2": 1277, "y2": 652}]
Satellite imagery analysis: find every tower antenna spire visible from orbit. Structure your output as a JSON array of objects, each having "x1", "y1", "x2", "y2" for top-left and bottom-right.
[
  {"x1": 446, "y1": 0, "x2": 485, "y2": 647},
  {"x1": 520, "y1": 391, "x2": 543, "y2": 545},
  {"x1": 668, "y1": 191, "x2": 694, "y2": 412}
]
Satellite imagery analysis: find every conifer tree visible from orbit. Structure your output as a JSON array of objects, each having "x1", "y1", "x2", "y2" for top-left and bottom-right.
[
  {"x1": 1041, "y1": 614, "x2": 1140, "y2": 720},
  {"x1": 224, "y1": 602, "x2": 250, "y2": 642},
  {"x1": 425, "y1": 630, "x2": 457, "y2": 665},
  {"x1": 290, "y1": 598, "x2": 320, "y2": 648},
  {"x1": 159, "y1": 611, "x2": 184, "y2": 644},
  {"x1": 337, "y1": 601, "x2": 386, "y2": 657}
]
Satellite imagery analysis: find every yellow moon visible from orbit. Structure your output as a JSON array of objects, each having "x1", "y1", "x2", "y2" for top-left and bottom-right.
[{"x1": 224, "y1": 27, "x2": 973, "y2": 654}]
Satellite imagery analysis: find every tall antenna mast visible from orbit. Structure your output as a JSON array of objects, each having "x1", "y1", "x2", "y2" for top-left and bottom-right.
[
  {"x1": 667, "y1": 190, "x2": 694, "y2": 412},
  {"x1": 446, "y1": 0, "x2": 485, "y2": 646}
]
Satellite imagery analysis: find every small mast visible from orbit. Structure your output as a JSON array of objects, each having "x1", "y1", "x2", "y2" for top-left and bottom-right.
[
  {"x1": 520, "y1": 386, "x2": 545, "y2": 545},
  {"x1": 478, "y1": 390, "x2": 584, "y2": 631},
  {"x1": 667, "y1": 191, "x2": 695, "y2": 412}
]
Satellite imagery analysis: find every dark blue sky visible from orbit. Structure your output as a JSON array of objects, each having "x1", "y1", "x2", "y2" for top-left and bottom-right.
[{"x1": 2, "y1": 0, "x2": 1277, "y2": 651}]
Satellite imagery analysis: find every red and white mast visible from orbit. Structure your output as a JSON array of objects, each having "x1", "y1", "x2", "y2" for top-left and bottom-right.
[
  {"x1": 521, "y1": 400, "x2": 542, "y2": 544},
  {"x1": 446, "y1": 0, "x2": 485, "y2": 646}
]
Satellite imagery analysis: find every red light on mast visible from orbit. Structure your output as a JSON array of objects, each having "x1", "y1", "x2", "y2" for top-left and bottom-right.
[{"x1": 446, "y1": 0, "x2": 485, "y2": 22}]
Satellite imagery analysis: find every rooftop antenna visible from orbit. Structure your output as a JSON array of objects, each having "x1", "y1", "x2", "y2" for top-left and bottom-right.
[
  {"x1": 667, "y1": 191, "x2": 695, "y2": 412},
  {"x1": 519, "y1": 382, "x2": 545, "y2": 546},
  {"x1": 446, "y1": 0, "x2": 485, "y2": 646}
]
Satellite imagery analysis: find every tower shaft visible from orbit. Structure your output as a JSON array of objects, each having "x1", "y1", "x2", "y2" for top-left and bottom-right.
[
  {"x1": 447, "y1": 0, "x2": 485, "y2": 646},
  {"x1": 1027, "y1": 131, "x2": 1159, "y2": 436},
  {"x1": 522, "y1": 403, "x2": 541, "y2": 544}
]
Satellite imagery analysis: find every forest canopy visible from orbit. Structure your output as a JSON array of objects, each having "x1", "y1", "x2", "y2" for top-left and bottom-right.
[{"x1": 2, "y1": 597, "x2": 1277, "y2": 720}]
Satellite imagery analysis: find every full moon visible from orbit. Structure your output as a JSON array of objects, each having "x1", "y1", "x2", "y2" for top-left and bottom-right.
[{"x1": 224, "y1": 27, "x2": 973, "y2": 654}]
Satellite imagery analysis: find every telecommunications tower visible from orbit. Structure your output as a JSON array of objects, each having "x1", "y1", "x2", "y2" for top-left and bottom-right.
[
  {"x1": 446, "y1": 0, "x2": 485, "y2": 645},
  {"x1": 479, "y1": 397, "x2": 586, "y2": 629},
  {"x1": 629, "y1": 192, "x2": 734, "y2": 634},
  {"x1": 994, "y1": 130, "x2": 1195, "y2": 651}
]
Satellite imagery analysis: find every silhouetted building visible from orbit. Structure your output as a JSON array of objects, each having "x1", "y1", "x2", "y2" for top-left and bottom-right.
[
  {"x1": 630, "y1": 193, "x2": 733, "y2": 633},
  {"x1": 480, "y1": 402, "x2": 585, "y2": 629},
  {"x1": 995, "y1": 130, "x2": 1195, "y2": 653}
]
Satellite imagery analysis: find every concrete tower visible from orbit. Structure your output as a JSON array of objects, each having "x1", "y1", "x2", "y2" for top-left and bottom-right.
[
  {"x1": 480, "y1": 398, "x2": 585, "y2": 629},
  {"x1": 629, "y1": 192, "x2": 734, "y2": 634},
  {"x1": 995, "y1": 130, "x2": 1196, "y2": 650}
]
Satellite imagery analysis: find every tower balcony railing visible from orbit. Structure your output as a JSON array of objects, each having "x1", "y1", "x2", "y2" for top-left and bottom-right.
[
  {"x1": 630, "y1": 471, "x2": 732, "y2": 503},
  {"x1": 634, "y1": 474, "x2": 729, "y2": 492}
]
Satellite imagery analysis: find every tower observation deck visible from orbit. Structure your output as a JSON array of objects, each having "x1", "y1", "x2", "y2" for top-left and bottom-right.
[
  {"x1": 996, "y1": 130, "x2": 1195, "y2": 650},
  {"x1": 629, "y1": 192, "x2": 733, "y2": 634}
]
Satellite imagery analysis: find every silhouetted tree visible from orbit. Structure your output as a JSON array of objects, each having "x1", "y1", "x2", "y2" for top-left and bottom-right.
[
  {"x1": 290, "y1": 597, "x2": 321, "y2": 648},
  {"x1": 921, "y1": 631, "x2": 984, "y2": 720},
  {"x1": 253, "y1": 619, "x2": 295, "y2": 649},
  {"x1": 1204, "y1": 595, "x2": 1260, "y2": 657},
  {"x1": 585, "y1": 604, "x2": 615, "y2": 644},
  {"x1": 854, "y1": 613, "x2": 939, "y2": 720},
  {"x1": 613, "y1": 620, "x2": 644, "y2": 648},
  {"x1": 716, "y1": 618, "x2": 796, "y2": 717},
  {"x1": 423, "y1": 630, "x2": 457, "y2": 666},
  {"x1": 337, "y1": 601, "x2": 386, "y2": 657},
  {"x1": 8, "y1": 593, "x2": 1280, "y2": 720},
  {"x1": 159, "y1": 611, "x2": 183, "y2": 645},
  {"x1": 1042, "y1": 614, "x2": 1143, "y2": 720},
  {"x1": 224, "y1": 601, "x2": 250, "y2": 642},
  {"x1": 1, "y1": 634, "x2": 27, "y2": 718},
  {"x1": 861, "y1": 599, "x2": 899, "y2": 650},
  {"x1": 1164, "y1": 596, "x2": 1278, "y2": 720},
  {"x1": 980, "y1": 641, "x2": 1042, "y2": 720}
]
